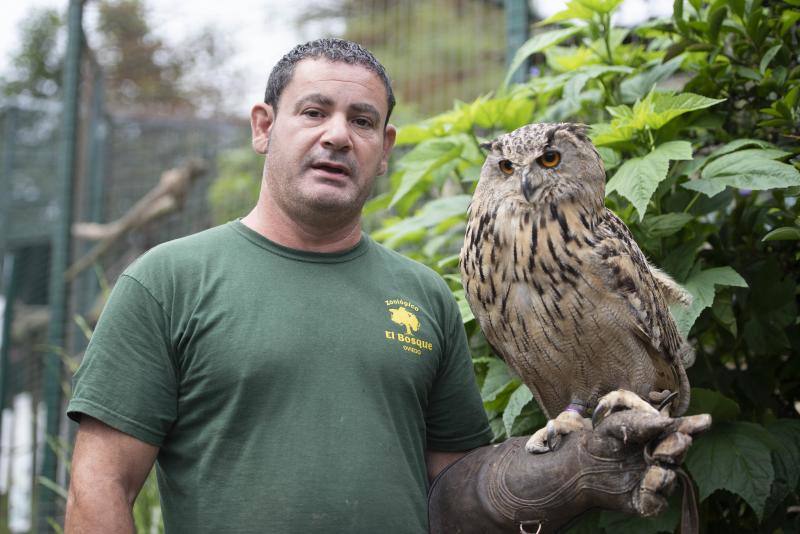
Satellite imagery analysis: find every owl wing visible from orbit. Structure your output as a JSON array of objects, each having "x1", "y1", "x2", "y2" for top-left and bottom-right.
[{"x1": 591, "y1": 210, "x2": 690, "y2": 412}]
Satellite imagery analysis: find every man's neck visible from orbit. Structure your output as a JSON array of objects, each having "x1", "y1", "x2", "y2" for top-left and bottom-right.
[{"x1": 240, "y1": 201, "x2": 363, "y2": 254}]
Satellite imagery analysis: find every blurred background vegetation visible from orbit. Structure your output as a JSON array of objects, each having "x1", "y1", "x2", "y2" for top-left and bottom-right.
[{"x1": 1, "y1": 0, "x2": 798, "y2": 532}]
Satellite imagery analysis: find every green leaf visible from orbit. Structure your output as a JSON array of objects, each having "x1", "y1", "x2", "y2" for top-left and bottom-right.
[
  {"x1": 481, "y1": 358, "x2": 513, "y2": 403},
  {"x1": 711, "y1": 290, "x2": 737, "y2": 337},
  {"x1": 706, "y1": 138, "x2": 775, "y2": 160},
  {"x1": 606, "y1": 141, "x2": 693, "y2": 220},
  {"x1": 686, "y1": 421, "x2": 776, "y2": 520},
  {"x1": 686, "y1": 388, "x2": 740, "y2": 421},
  {"x1": 391, "y1": 137, "x2": 464, "y2": 207},
  {"x1": 640, "y1": 212, "x2": 694, "y2": 237},
  {"x1": 538, "y1": 2, "x2": 595, "y2": 25},
  {"x1": 763, "y1": 226, "x2": 800, "y2": 241},
  {"x1": 620, "y1": 55, "x2": 684, "y2": 103},
  {"x1": 640, "y1": 91, "x2": 726, "y2": 131},
  {"x1": 593, "y1": 91, "x2": 725, "y2": 145},
  {"x1": 503, "y1": 384, "x2": 534, "y2": 436},
  {"x1": 576, "y1": 0, "x2": 624, "y2": 14},
  {"x1": 563, "y1": 65, "x2": 634, "y2": 106},
  {"x1": 707, "y1": 5, "x2": 727, "y2": 43},
  {"x1": 453, "y1": 289, "x2": 475, "y2": 324},
  {"x1": 504, "y1": 27, "x2": 583, "y2": 86},
  {"x1": 372, "y1": 195, "x2": 471, "y2": 248},
  {"x1": 38, "y1": 476, "x2": 69, "y2": 500},
  {"x1": 759, "y1": 44, "x2": 783, "y2": 74},
  {"x1": 670, "y1": 266, "x2": 748, "y2": 337},
  {"x1": 683, "y1": 149, "x2": 800, "y2": 197},
  {"x1": 767, "y1": 419, "x2": 800, "y2": 491}
]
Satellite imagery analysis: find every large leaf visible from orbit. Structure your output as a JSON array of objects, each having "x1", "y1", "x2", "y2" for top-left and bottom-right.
[
  {"x1": 481, "y1": 358, "x2": 513, "y2": 403},
  {"x1": 606, "y1": 141, "x2": 693, "y2": 220},
  {"x1": 763, "y1": 419, "x2": 800, "y2": 518},
  {"x1": 538, "y1": 2, "x2": 595, "y2": 25},
  {"x1": 683, "y1": 149, "x2": 800, "y2": 197},
  {"x1": 620, "y1": 55, "x2": 685, "y2": 103},
  {"x1": 504, "y1": 27, "x2": 583, "y2": 86},
  {"x1": 763, "y1": 226, "x2": 800, "y2": 241},
  {"x1": 681, "y1": 138, "x2": 776, "y2": 176},
  {"x1": 372, "y1": 195, "x2": 471, "y2": 248},
  {"x1": 390, "y1": 137, "x2": 465, "y2": 207},
  {"x1": 685, "y1": 387, "x2": 740, "y2": 422},
  {"x1": 503, "y1": 384, "x2": 533, "y2": 436},
  {"x1": 686, "y1": 421, "x2": 776, "y2": 520},
  {"x1": 593, "y1": 91, "x2": 724, "y2": 145},
  {"x1": 639, "y1": 212, "x2": 694, "y2": 237},
  {"x1": 563, "y1": 65, "x2": 633, "y2": 107},
  {"x1": 670, "y1": 266, "x2": 748, "y2": 337}
]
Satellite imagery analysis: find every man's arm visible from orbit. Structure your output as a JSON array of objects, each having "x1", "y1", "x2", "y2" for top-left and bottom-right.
[
  {"x1": 425, "y1": 450, "x2": 469, "y2": 482},
  {"x1": 65, "y1": 416, "x2": 159, "y2": 533}
]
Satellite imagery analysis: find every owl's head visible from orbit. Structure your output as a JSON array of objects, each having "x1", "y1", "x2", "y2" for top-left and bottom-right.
[{"x1": 478, "y1": 123, "x2": 605, "y2": 209}]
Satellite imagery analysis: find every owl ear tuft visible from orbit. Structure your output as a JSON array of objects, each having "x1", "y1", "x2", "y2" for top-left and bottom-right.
[{"x1": 479, "y1": 140, "x2": 496, "y2": 153}]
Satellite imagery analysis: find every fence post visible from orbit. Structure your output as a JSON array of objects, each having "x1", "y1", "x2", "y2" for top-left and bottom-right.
[
  {"x1": 504, "y1": 0, "x2": 531, "y2": 84},
  {"x1": 0, "y1": 107, "x2": 18, "y2": 432},
  {"x1": 41, "y1": 0, "x2": 84, "y2": 526}
]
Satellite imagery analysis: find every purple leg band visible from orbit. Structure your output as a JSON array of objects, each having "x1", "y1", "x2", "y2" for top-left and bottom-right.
[{"x1": 565, "y1": 403, "x2": 586, "y2": 415}]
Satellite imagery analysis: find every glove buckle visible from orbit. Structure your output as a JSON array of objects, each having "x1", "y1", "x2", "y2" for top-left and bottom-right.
[{"x1": 519, "y1": 520, "x2": 542, "y2": 534}]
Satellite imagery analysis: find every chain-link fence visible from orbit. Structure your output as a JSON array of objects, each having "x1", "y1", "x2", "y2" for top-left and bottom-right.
[{"x1": 0, "y1": 0, "x2": 526, "y2": 530}]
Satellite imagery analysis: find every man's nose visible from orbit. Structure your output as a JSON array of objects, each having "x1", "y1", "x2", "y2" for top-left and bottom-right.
[{"x1": 320, "y1": 114, "x2": 352, "y2": 151}]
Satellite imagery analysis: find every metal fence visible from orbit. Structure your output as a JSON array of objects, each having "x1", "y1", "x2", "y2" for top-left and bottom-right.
[{"x1": 0, "y1": 0, "x2": 527, "y2": 530}]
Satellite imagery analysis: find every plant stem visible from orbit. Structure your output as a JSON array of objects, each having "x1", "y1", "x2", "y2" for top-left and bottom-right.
[
  {"x1": 603, "y1": 13, "x2": 614, "y2": 65},
  {"x1": 684, "y1": 191, "x2": 702, "y2": 213}
]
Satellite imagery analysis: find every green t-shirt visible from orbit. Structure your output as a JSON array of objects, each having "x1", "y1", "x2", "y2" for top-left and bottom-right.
[{"x1": 68, "y1": 221, "x2": 492, "y2": 533}]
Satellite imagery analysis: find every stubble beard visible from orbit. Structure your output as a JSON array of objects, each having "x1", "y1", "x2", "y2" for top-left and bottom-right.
[{"x1": 265, "y1": 143, "x2": 376, "y2": 228}]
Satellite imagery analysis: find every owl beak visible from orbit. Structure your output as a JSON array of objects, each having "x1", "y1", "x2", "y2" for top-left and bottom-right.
[{"x1": 521, "y1": 172, "x2": 537, "y2": 202}]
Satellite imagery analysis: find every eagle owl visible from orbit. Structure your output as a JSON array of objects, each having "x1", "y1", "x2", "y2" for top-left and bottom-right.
[{"x1": 459, "y1": 123, "x2": 693, "y2": 453}]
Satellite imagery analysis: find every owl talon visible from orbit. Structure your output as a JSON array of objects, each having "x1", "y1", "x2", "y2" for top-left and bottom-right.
[
  {"x1": 593, "y1": 389, "x2": 660, "y2": 428},
  {"x1": 526, "y1": 410, "x2": 590, "y2": 454},
  {"x1": 546, "y1": 420, "x2": 561, "y2": 451},
  {"x1": 591, "y1": 406, "x2": 606, "y2": 428},
  {"x1": 657, "y1": 391, "x2": 679, "y2": 414}
]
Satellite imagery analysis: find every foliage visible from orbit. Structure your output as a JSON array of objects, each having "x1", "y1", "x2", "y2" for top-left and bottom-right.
[
  {"x1": 0, "y1": 0, "x2": 236, "y2": 115},
  {"x1": 207, "y1": 148, "x2": 263, "y2": 225},
  {"x1": 369, "y1": 0, "x2": 800, "y2": 531},
  {"x1": 0, "y1": 8, "x2": 63, "y2": 99}
]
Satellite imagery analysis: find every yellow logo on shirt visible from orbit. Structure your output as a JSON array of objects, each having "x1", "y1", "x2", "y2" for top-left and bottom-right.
[{"x1": 384, "y1": 299, "x2": 433, "y2": 356}]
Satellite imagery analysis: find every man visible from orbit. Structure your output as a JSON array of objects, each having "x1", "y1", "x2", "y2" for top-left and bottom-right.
[{"x1": 65, "y1": 39, "x2": 704, "y2": 533}]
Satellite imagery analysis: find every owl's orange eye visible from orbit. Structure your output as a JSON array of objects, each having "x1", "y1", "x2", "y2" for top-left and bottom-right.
[
  {"x1": 498, "y1": 159, "x2": 514, "y2": 175},
  {"x1": 537, "y1": 150, "x2": 561, "y2": 168}
]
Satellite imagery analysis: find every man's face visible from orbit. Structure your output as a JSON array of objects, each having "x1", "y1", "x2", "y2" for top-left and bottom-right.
[{"x1": 251, "y1": 59, "x2": 396, "y2": 224}]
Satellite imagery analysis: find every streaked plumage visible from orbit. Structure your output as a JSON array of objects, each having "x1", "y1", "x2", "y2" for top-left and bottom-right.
[{"x1": 459, "y1": 123, "x2": 693, "y2": 450}]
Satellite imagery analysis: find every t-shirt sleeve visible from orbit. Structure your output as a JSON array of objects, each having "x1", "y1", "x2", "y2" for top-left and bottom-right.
[
  {"x1": 67, "y1": 273, "x2": 178, "y2": 446},
  {"x1": 425, "y1": 289, "x2": 493, "y2": 452}
]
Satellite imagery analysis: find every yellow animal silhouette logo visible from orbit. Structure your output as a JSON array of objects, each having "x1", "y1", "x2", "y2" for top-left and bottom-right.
[{"x1": 389, "y1": 306, "x2": 420, "y2": 335}]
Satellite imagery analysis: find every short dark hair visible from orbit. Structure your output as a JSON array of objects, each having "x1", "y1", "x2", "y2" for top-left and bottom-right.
[{"x1": 264, "y1": 38, "x2": 395, "y2": 125}]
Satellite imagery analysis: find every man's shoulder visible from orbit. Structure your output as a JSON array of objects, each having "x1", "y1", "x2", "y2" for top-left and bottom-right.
[{"x1": 125, "y1": 223, "x2": 235, "y2": 278}]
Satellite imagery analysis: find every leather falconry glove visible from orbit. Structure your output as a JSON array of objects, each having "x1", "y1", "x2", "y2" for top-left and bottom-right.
[{"x1": 428, "y1": 410, "x2": 711, "y2": 534}]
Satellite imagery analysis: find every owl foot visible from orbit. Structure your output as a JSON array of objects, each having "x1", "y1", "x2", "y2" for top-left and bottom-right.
[
  {"x1": 526, "y1": 409, "x2": 591, "y2": 454},
  {"x1": 649, "y1": 389, "x2": 679, "y2": 415},
  {"x1": 592, "y1": 389, "x2": 659, "y2": 429}
]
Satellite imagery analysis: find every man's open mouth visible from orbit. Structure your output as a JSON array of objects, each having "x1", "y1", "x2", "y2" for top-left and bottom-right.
[{"x1": 311, "y1": 161, "x2": 350, "y2": 176}]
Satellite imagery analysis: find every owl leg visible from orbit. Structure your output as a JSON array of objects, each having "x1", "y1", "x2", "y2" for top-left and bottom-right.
[
  {"x1": 525, "y1": 403, "x2": 591, "y2": 454},
  {"x1": 592, "y1": 389, "x2": 659, "y2": 428}
]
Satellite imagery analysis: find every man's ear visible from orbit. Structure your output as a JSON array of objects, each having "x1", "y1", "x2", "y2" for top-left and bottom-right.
[
  {"x1": 378, "y1": 124, "x2": 397, "y2": 176},
  {"x1": 251, "y1": 103, "x2": 275, "y2": 155}
]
